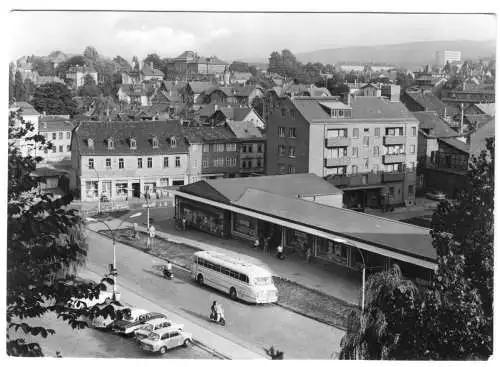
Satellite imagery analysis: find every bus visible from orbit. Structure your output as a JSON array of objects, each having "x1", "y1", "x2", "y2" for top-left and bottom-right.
[{"x1": 191, "y1": 250, "x2": 278, "y2": 304}]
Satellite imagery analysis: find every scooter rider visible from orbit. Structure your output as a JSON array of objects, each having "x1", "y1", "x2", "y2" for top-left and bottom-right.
[
  {"x1": 211, "y1": 301, "x2": 218, "y2": 320},
  {"x1": 163, "y1": 261, "x2": 173, "y2": 278},
  {"x1": 211, "y1": 301, "x2": 224, "y2": 322}
]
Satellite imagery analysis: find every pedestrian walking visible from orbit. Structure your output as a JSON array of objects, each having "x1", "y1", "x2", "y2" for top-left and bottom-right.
[
  {"x1": 182, "y1": 216, "x2": 187, "y2": 231},
  {"x1": 306, "y1": 247, "x2": 312, "y2": 263},
  {"x1": 276, "y1": 244, "x2": 284, "y2": 259},
  {"x1": 253, "y1": 238, "x2": 260, "y2": 251},
  {"x1": 263, "y1": 236, "x2": 269, "y2": 254}
]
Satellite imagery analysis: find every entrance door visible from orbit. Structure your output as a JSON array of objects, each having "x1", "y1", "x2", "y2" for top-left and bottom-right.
[{"x1": 132, "y1": 183, "x2": 141, "y2": 198}]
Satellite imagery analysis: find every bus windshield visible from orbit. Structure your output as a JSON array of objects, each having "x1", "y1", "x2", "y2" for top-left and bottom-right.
[{"x1": 252, "y1": 276, "x2": 273, "y2": 286}]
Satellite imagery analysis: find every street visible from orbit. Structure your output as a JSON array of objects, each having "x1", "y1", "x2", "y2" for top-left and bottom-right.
[
  {"x1": 84, "y1": 229, "x2": 345, "y2": 359},
  {"x1": 8, "y1": 312, "x2": 217, "y2": 359}
]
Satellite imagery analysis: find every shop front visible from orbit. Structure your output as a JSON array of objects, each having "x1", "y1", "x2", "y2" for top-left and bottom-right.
[
  {"x1": 231, "y1": 212, "x2": 258, "y2": 241},
  {"x1": 176, "y1": 197, "x2": 228, "y2": 238}
]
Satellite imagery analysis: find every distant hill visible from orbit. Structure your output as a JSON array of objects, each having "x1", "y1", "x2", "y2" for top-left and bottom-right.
[{"x1": 296, "y1": 40, "x2": 496, "y2": 69}]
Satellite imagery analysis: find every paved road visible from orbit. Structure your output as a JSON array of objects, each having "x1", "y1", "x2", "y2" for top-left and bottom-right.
[
  {"x1": 8, "y1": 312, "x2": 217, "y2": 359},
  {"x1": 84, "y1": 229, "x2": 344, "y2": 359}
]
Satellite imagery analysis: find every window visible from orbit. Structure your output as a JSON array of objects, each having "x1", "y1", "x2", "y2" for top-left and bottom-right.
[
  {"x1": 278, "y1": 127, "x2": 285, "y2": 137},
  {"x1": 373, "y1": 146, "x2": 379, "y2": 156},
  {"x1": 230, "y1": 157, "x2": 237, "y2": 167},
  {"x1": 202, "y1": 158, "x2": 208, "y2": 168},
  {"x1": 130, "y1": 138, "x2": 137, "y2": 149},
  {"x1": 288, "y1": 147, "x2": 296, "y2": 158},
  {"x1": 281, "y1": 108, "x2": 286, "y2": 118},
  {"x1": 66, "y1": 145, "x2": 70, "y2": 152},
  {"x1": 152, "y1": 137, "x2": 159, "y2": 149},
  {"x1": 327, "y1": 129, "x2": 347, "y2": 138},
  {"x1": 226, "y1": 143, "x2": 236, "y2": 151},
  {"x1": 352, "y1": 165, "x2": 358, "y2": 174},
  {"x1": 106, "y1": 158, "x2": 111, "y2": 168},
  {"x1": 364, "y1": 158, "x2": 369, "y2": 169},
  {"x1": 410, "y1": 144, "x2": 416, "y2": 154},
  {"x1": 364, "y1": 128, "x2": 369, "y2": 133},
  {"x1": 242, "y1": 160, "x2": 247, "y2": 169},
  {"x1": 175, "y1": 156, "x2": 181, "y2": 167},
  {"x1": 52, "y1": 133, "x2": 57, "y2": 140},
  {"x1": 203, "y1": 144, "x2": 210, "y2": 153},
  {"x1": 213, "y1": 157, "x2": 224, "y2": 167},
  {"x1": 59, "y1": 132, "x2": 63, "y2": 140},
  {"x1": 59, "y1": 145, "x2": 63, "y2": 152},
  {"x1": 147, "y1": 157, "x2": 153, "y2": 168},
  {"x1": 88, "y1": 158, "x2": 94, "y2": 169},
  {"x1": 290, "y1": 110, "x2": 296, "y2": 120},
  {"x1": 257, "y1": 144, "x2": 263, "y2": 153},
  {"x1": 242, "y1": 145, "x2": 247, "y2": 153},
  {"x1": 257, "y1": 159, "x2": 262, "y2": 167},
  {"x1": 108, "y1": 138, "x2": 114, "y2": 150},
  {"x1": 352, "y1": 147, "x2": 358, "y2": 157},
  {"x1": 288, "y1": 165, "x2": 295, "y2": 174},
  {"x1": 215, "y1": 144, "x2": 225, "y2": 152},
  {"x1": 66, "y1": 131, "x2": 71, "y2": 139},
  {"x1": 375, "y1": 127, "x2": 380, "y2": 136},
  {"x1": 160, "y1": 178, "x2": 169, "y2": 187},
  {"x1": 163, "y1": 157, "x2": 169, "y2": 168},
  {"x1": 226, "y1": 157, "x2": 231, "y2": 167},
  {"x1": 373, "y1": 164, "x2": 379, "y2": 172},
  {"x1": 170, "y1": 136, "x2": 176, "y2": 147},
  {"x1": 412, "y1": 127, "x2": 417, "y2": 136},
  {"x1": 248, "y1": 145, "x2": 253, "y2": 153},
  {"x1": 52, "y1": 146, "x2": 57, "y2": 153},
  {"x1": 408, "y1": 185, "x2": 414, "y2": 195},
  {"x1": 289, "y1": 128, "x2": 297, "y2": 138},
  {"x1": 386, "y1": 127, "x2": 404, "y2": 136},
  {"x1": 363, "y1": 136, "x2": 370, "y2": 147},
  {"x1": 88, "y1": 138, "x2": 94, "y2": 148},
  {"x1": 327, "y1": 147, "x2": 348, "y2": 158},
  {"x1": 353, "y1": 128, "x2": 359, "y2": 138},
  {"x1": 118, "y1": 158, "x2": 124, "y2": 169},
  {"x1": 389, "y1": 187, "x2": 395, "y2": 196},
  {"x1": 248, "y1": 160, "x2": 253, "y2": 168},
  {"x1": 278, "y1": 144, "x2": 286, "y2": 157},
  {"x1": 137, "y1": 158, "x2": 143, "y2": 168}
]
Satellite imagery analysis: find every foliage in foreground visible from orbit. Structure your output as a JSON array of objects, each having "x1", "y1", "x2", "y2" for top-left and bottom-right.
[
  {"x1": 6, "y1": 110, "x2": 127, "y2": 356},
  {"x1": 340, "y1": 138, "x2": 494, "y2": 360}
]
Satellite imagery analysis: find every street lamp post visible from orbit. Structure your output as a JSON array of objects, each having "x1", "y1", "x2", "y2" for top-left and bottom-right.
[
  {"x1": 86, "y1": 212, "x2": 142, "y2": 300},
  {"x1": 334, "y1": 238, "x2": 366, "y2": 312}
]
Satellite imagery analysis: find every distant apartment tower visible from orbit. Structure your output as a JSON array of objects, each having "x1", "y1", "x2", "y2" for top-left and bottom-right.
[{"x1": 435, "y1": 50, "x2": 461, "y2": 67}]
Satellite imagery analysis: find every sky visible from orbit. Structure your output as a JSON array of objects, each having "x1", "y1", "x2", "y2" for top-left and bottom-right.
[{"x1": 8, "y1": 11, "x2": 497, "y2": 63}]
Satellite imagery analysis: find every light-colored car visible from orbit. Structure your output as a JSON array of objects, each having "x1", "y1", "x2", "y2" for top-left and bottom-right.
[
  {"x1": 140, "y1": 325, "x2": 192, "y2": 354},
  {"x1": 67, "y1": 290, "x2": 114, "y2": 310},
  {"x1": 426, "y1": 190, "x2": 446, "y2": 201},
  {"x1": 113, "y1": 310, "x2": 165, "y2": 335},
  {"x1": 134, "y1": 318, "x2": 182, "y2": 341}
]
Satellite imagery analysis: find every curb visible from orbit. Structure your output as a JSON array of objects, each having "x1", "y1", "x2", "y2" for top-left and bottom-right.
[{"x1": 89, "y1": 226, "x2": 353, "y2": 331}]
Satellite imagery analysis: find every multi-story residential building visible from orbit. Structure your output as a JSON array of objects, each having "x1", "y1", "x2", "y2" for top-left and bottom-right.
[
  {"x1": 435, "y1": 50, "x2": 462, "y2": 67},
  {"x1": 233, "y1": 85, "x2": 265, "y2": 107},
  {"x1": 226, "y1": 120, "x2": 266, "y2": 177},
  {"x1": 38, "y1": 116, "x2": 74, "y2": 163},
  {"x1": 265, "y1": 95, "x2": 419, "y2": 208},
  {"x1": 166, "y1": 51, "x2": 227, "y2": 78},
  {"x1": 117, "y1": 83, "x2": 156, "y2": 106},
  {"x1": 71, "y1": 121, "x2": 196, "y2": 202},
  {"x1": 182, "y1": 126, "x2": 240, "y2": 179},
  {"x1": 66, "y1": 66, "x2": 98, "y2": 88}
]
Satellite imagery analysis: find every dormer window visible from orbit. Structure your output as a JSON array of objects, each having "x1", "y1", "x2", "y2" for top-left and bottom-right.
[
  {"x1": 152, "y1": 136, "x2": 159, "y2": 149},
  {"x1": 108, "y1": 137, "x2": 114, "y2": 150},
  {"x1": 170, "y1": 136, "x2": 176, "y2": 148},
  {"x1": 88, "y1": 138, "x2": 94, "y2": 149},
  {"x1": 130, "y1": 138, "x2": 137, "y2": 149}
]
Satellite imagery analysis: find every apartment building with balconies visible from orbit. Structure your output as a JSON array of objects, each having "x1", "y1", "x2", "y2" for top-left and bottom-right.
[{"x1": 265, "y1": 95, "x2": 419, "y2": 208}]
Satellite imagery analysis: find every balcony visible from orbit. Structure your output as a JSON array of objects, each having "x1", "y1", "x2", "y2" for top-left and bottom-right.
[
  {"x1": 327, "y1": 172, "x2": 382, "y2": 187},
  {"x1": 324, "y1": 157, "x2": 351, "y2": 168},
  {"x1": 382, "y1": 171, "x2": 406, "y2": 182},
  {"x1": 383, "y1": 135, "x2": 406, "y2": 145},
  {"x1": 383, "y1": 154, "x2": 406, "y2": 164},
  {"x1": 325, "y1": 137, "x2": 351, "y2": 148}
]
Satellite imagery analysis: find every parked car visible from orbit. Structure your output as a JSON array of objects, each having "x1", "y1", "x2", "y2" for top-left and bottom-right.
[
  {"x1": 113, "y1": 310, "x2": 165, "y2": 335},
  {"x1": 89, "y1": 301, "x2": 128, "y2": 329},
  {"x1": 140, "y1": 325, "x2": 192, "y2": 354},
  {"x1": 134, "y1": 318, "x2": 182, "y2": 341},
  {"x1": 67, "y1": 290, "x2": 114, "y2": 310},
  {"x1": 426, "y1": 190, "x2": 446, "y2": 201}
]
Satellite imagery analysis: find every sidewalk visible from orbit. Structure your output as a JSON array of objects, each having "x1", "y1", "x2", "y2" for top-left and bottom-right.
[
  {"x1": 80, "y1": 266, "x2": 265, "y2": 360},
  {"x1": 88, "y1": 217, "x2": 361, "y2": 306}
]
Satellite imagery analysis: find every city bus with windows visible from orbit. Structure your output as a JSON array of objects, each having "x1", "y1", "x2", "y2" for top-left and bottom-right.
[{"x1": 191, "y1": 250, "x2": 278, "y2": 304}]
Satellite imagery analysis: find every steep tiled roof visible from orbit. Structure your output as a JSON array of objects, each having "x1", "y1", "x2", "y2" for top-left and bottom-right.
[
  {"x1": 10, "y1": 101, "x2": 40, "y2": 116},
  {"x1": 439, "y1": 137, "x2": 470, "y2": 153},
  {"x1": 141, "y1": 65, "x2": 165, "y2": 77},
  {"x1": 475, "y1": 103, "x2": 495, "y2": 117},
  {"x1": 232, "y1": 107, "x2": 251, "y2": 121},
  {"x1": 412, "y1": 111, "x2": 459, "y2": 138},
  {"x1": 226, "y1": 120, "x2": 264, "y2": 139},
  {"x1": 404, "y1": 89, "x2": 460, "y2": 117},
  {"x1": 188, "y1": 81, "x2": 216, "y2": 94},
  {"x1": 182, "y1": 126, "x2": 236, "y2": 143},
  {"x1": 39, "y1": 118, "x2": 74, "y2": 132},
  {"x1": 75, "y1": 121, "x2": 187, "y2": 156},
  {"x1": 233, "y1": 85, "x2": 257, "y2": 97},
  {"x1": 232, "y1": 72, "x2": 252, "y2": 80},
  {"x1": 119, "y1": 84, "x2": 156, "y2": 97}
]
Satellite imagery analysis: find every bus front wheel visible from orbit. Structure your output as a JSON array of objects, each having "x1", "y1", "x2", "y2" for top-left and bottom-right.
[
  {"x1": 229, "y1": 287, "x2": 237, "y2": 300},
  {"x1": 197, "y1": 274, "x2": 204, "y2": 285}
]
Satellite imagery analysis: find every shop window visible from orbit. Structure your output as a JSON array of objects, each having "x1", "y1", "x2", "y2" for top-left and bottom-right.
[{"x1": 233, "y1": 213, "x2": 256, "y2": 237}]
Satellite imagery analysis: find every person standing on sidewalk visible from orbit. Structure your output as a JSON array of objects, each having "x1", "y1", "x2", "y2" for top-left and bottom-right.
[
  {"x1": 276, "y1": 244, "x2": 284, "y2": 259},
  {"x1": 253, "y1": 238, "x2": 260, "y2": 251},
  {"x1": 263, "y1": 236, "x2": 269, "y2": 254},
  {"x1": 182, "y1": 216, "x2": 187, "y2": 232}
]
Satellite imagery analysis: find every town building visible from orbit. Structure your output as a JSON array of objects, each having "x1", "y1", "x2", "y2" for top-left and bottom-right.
[
  {"x1": 197, "y1": 105, "x2": 265, "y2": 129},
  {"x1": 469, "y1": 117, "x2": 495, "y2": 158},
  {"x1": 71, "y1": 121, "x2": 197, "y2": 202},
  {"x1": 182, "y1": 126, "x2": 240, "y2": 179},
  {"x1": 265, "y1": 95, "x2": 419, "y2": 209},
  {"x1": 230, "y1": 72, "x2": 253, "y2": 85},
  {"x1": 233, "y1": 85, "x2": 265, "y2": 107},
  {"x1": 9, "y1": 101, "x2": 42, "y2": 157},
  {"x1": 226, "y1": 120, "x2": 266, "y2": 177},
  {"x1": 435, "y1": 50, "x2": 462, "y2": 67},
  {"x1": 174, "y1": 173, "x2": 435, "y2": 285},
  {"x1": 121, "y1": 62, "x2": 165, "y2": 84},
  {"x1": 65, "y1": 66, "x2": 98, "y2": 88},
  {"x1": 117, "y1": 83, "x2": 156, "y2": 106},
  {"x1": 38, "y1": 116, "x2": 74, "y2": 163},
  {"x1": 166, "y1": 51, "x2": 227, "y2": 78}
]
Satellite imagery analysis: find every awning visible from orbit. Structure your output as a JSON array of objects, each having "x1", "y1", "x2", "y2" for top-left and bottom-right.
[{"x1": 341, "y1": 185, "x2": 385, "y2": 191}]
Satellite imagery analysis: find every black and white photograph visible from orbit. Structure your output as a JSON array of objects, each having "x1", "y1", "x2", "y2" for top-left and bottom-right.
[{"x1": 4, "y1": 1, "x2": 497, "y2": 361}]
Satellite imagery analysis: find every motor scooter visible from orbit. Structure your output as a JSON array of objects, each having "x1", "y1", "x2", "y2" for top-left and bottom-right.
[
  {"x1": 162, "y1": 268, "x2": 174, "y2": 280},
  {"x1": 209, "y1": 311, "x2": 226, "y2": 326}
]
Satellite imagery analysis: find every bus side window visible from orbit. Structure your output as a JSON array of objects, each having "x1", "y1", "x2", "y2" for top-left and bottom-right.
[
  {"x1": 213, "y1": 264, "x2": 221, "y2": 272},
  {"x1": 239, "y1": 274, "x2": 248, "y2": 283}
]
